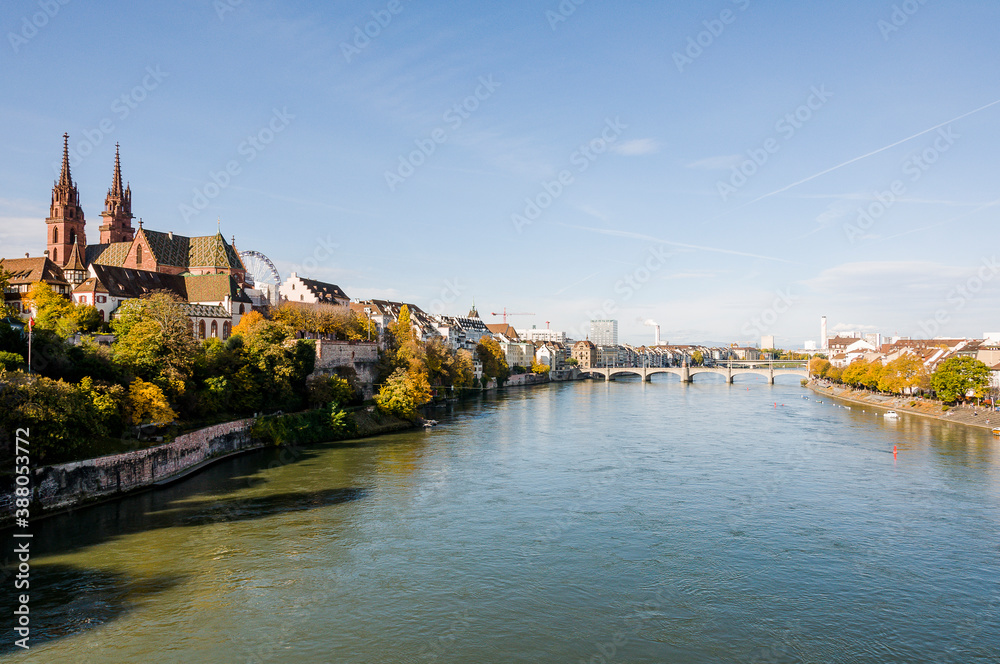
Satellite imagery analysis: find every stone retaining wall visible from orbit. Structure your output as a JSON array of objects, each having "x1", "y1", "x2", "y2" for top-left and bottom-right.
[
  {"x1": 312, "y1": 339, "x2": 379, "y2": 399},
  {"x1": 1, "y1": 418, "x2": 257, "y2": 520}
]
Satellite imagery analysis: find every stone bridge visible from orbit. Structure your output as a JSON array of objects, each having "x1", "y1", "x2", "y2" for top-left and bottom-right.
[{"x1": 586, "y1": 361, "x2": 808, "y2": 385}]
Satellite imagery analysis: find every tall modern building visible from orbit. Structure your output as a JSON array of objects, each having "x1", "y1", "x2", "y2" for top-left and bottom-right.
[
  {"x1": 820, "y1": 316, "x2": 828, "y2": 350},
  {"x1": 589, "y1": 319, "x2": 618, "y2": 346}
]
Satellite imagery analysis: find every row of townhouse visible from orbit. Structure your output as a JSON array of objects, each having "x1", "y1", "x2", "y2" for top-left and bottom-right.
[{"x1": 826, "y1": 335, "x2": 1000, "y2": 389}]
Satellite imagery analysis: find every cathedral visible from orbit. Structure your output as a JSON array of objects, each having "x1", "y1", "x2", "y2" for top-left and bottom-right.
[
  {"x1": 44, "y1": 133, "x2": 247, "y2": 285},
  {"x1": 1, "y1": 135, "x2": 251, "y2": 338}
]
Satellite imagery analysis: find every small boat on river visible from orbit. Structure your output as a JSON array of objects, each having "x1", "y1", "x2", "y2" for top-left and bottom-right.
[{"x1": 884, "y1": 411, "x2": 899, "y2": 419}]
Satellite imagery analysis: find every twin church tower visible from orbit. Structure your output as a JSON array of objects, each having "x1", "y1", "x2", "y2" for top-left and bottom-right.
[
  {"x1": 46, "y1": 133, "x2": 135, "y2": 267},
  {"x1": 41, "y1": 133, "x2": 246, "y2": 286}
]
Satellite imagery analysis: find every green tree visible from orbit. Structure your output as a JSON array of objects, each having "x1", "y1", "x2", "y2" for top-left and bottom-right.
[
  {"x1": 26, "y1": 282, "x2": 75, "y2": 334},
  {"x1": 452, "y1": 349, "x2": 475, "y2": 388},
  {"x1": 231, "y1": 314, "x2": 315, "y2": 412},
  {"x1": 65, "y1": 304, "x2": 102, "y2": 336},
  {"x1": 0, "y1": 371, "x2": 121, "y2": 462},
  {"x1": 112, "y1": 292, "x2": 198, "y2": 397},
  {"x1": 0, "y1": 351, "x2": 23, "y2": 371},
  {"x1": 931, "y1": 356, "x2": 991, "y2": 403},
  {"x1": 691, "y1": 350, "x2": 704, "y2": 366},
  {"x1": 78, "y1": 376, "x2": 126, "y2": 436},
  {"x1": 306, "y1": 374, "x2": 355, "y2": 408},
  {"x1": 476, "y1": 337, "x2": 509, "y2": 384},
  {"x1": 375, "y1": 368, "x2": 421, "y2": 420},
  {"x1": 531, "y1": 358, "x2": 550, "y2": 374}
]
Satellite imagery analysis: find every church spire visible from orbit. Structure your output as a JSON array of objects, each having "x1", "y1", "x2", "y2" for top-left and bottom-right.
[
  {"x1": 99, "y1": 143, "x2": 134, "y2": 244},
  {"x1": 111, "y1": 143, "x2": 124, "y2": 197},
  {"x1": 47, "y1": 133, "x2": 86, "y2": 267},
  {"x1": 58, "y1": 132, "x2": 72, "y2": 187}
]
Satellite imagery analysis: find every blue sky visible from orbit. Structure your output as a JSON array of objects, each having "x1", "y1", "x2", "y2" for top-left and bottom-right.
[{"x1": 2, "y1": 0, "x2": 1000, "y2": 346}]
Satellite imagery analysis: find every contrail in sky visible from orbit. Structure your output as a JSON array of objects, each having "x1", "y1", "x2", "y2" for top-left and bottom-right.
[{"x1": 737, "y1": 97, "x2": 1000, "y2": 209}]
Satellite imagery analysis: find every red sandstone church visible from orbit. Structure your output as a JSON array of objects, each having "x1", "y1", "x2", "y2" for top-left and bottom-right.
[{"x1": 1, "y1": 135, "x2": 251, "y2": 337}]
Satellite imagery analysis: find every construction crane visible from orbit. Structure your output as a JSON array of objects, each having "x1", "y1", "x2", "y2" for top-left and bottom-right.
[{"x1": 490, "y1": 308, "x2": 536, "y2": 324}]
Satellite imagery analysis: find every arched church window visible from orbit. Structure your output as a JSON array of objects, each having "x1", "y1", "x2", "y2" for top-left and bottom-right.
[
  {"x1": 53, "y1": 228, "x2": 59, "y2": 243},
  {"x1": 136, "y1": 245, "x2": 143, "y2": 265},
  {"x1": 198, "y1": 320, "x2": 206, "y2": 339},
  {"x1": 52, "y1": 248, "x2": 58, "y2": 263},
  {"x1": 211, "y1": 321, "x2": 218, "y2": 338}
]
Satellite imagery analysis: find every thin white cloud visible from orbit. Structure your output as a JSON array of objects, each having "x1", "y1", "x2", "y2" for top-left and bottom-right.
[
  {"x1": 685, "y1": 154, "x2": 741, "y2": 170},
  {"x1": 877, "y1": 196, "x2": 1000, "y2": 243},
  {"x1": 804, "y1": 261, "x2": 971, "y2": 296},
  {"x1": 559, "y1": 223, "x2": 800, "y2": 265},
  {"x1": 573, "y1": 204, "x2": 610, "y2": 222},
  {"x1": 611, "y1": 138, "x2": 660, "y2": 156},
  {"x1": 0, "y1": 198, "x2": 45, "y2": 215},
  {"x1": 553, "y1": 269, "x2": 605, "y2": 296},
  {"x1": 831, "y1": 322, "x2": 880, "y2": 333},
  {"x1": 662, "y1": 271, "x2": 719, "y2": 280}
]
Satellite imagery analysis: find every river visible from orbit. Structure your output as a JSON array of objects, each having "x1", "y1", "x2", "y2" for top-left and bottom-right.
[{"x1": 4, "y1": 377, "x2": 999, "y2": 663}]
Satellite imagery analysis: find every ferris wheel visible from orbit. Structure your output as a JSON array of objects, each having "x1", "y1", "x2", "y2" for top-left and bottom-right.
[{"x1": 239, "y1": 250, "x2": 281, "y2": 288}]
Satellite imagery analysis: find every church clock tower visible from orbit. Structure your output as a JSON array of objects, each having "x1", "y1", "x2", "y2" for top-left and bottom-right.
[{"x1": 45, "y1": 133, "x2": 87, "y2": 266}]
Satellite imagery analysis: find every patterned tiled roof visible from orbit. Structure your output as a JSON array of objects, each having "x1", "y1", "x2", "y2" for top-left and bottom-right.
[
  {"x1": 87, "y1": 230, "x2": 245, "y2": 271},
  {"x1": 143, "y1": 229, "x2": 244, "y2": 270},
  {"x1": 87, "y1": 242, "x2": 132, "y2": 267}
]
